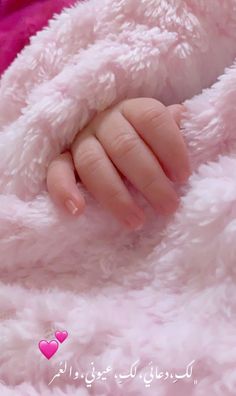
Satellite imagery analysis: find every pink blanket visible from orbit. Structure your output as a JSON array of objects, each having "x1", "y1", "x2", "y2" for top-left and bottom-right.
[
  {"x1": 0, "y1": 0, "x2": 76, "y2": 75},
  {"x1": 1, "y1": 0, "x2": 236, "y2": 395}
]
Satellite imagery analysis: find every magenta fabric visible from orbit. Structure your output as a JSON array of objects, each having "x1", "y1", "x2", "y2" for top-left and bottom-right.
[{"x1": 0, "y1": 0, "x2": 76, "y2": 76}]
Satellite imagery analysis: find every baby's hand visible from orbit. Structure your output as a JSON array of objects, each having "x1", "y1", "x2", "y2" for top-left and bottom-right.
[{"x1": 47, "y1": 98, "x2": 191, "y2": 230}]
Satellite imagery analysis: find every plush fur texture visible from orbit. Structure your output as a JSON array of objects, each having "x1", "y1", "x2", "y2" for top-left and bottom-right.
[
  {"x1": 1, "y1": 0, "x2": 236, "y2": 394},
  {"x1": 0, "y1": 0, "x2": 76, "y2": 75}
]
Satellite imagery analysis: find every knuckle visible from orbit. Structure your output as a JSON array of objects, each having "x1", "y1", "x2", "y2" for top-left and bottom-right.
[
  {"x1": 47, "y1": 160, "x2": 57, "y2": 174},
  {"x1": 106, "y1": 188, "x2": 126, "y2": 206},
  {"x1": 141, "y1": 104, "x2": 167, "y2": 129},
  {"x1": 111, "y1": 133, "x2": 140, "y2": 160},
  {"x1": 141, "y1": 175, "x2": 159, "y2": 193},
  {"x1": 75, "y1": 147, "x2": 103, "y2": 175},
  {"x1": 47, "y1": 154, "x2": 63, "y2": 169},
  {"x1": 48, "y1": 152, "x2": 73, "y2": 173}
]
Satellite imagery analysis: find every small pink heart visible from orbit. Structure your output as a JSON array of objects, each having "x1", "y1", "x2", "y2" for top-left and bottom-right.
[
  {"x1": 55, "y1": 330, "x2": 68, "y2": 344},
  {"x1": 38, "y1": 340, "x2": 59, "y2": 360}
]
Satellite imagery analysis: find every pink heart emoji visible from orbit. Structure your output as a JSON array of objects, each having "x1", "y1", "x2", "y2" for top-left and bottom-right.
[
  {"x1": 38, "y1": 340, "x2": 59, "y2": 360},
  {"x1": 55, "y1": 330, "x2": 68, "y2": 344}
]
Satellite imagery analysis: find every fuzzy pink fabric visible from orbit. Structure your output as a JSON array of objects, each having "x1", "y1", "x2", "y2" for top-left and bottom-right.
[
  {"x1": 1, "y1": 0, "x2": 236, "y2": 395},
  {"x1": 0, "y1": 0, "x2": 76, "y2": 75}
]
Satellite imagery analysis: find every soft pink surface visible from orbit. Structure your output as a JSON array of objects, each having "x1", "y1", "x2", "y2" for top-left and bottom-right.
[
  {"x1": 0, "y1": 0, "x2": 236, "y2": 395},
  {"x1": 0, "y1": 0, "x2": 76, "y2": 75}
]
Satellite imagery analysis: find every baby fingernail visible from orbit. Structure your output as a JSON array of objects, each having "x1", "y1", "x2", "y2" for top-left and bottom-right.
[{"x1": 65, "y1": 199, "x2": 79, "y2": 215}]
